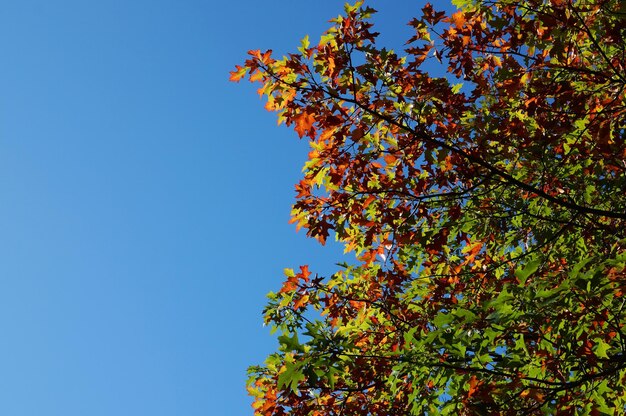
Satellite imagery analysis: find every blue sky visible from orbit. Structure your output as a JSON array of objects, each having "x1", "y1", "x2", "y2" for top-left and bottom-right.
[{"x1": 0, "y1": 1, "x2": 448, "y2": 415}]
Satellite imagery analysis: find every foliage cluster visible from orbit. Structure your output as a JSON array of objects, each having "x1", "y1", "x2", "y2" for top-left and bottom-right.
[{"x1": 233, "y1": 0, "x2": 626, "y2": 414}]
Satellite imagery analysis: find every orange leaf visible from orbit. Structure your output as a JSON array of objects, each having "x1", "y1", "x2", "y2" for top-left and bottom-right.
[
  {"x1": 229, "y1": 65, "x2": 247, "y2": 82},
  {"x1": 299, "y1": 265, "x2": 311, "y2": 280},
  {"x1": 467, "y1": 376, "x2": 481, "y2": 398},
  {"x1": 320, "y1": 128, "x2": 335, "y2": 142},
  {"x1": 294, "y1": 112, "x2": 316, "y2": 138},
  {"x1": 327, "y1": 57, "x2": 336, "y2": 76},
  {"x1": 450, "y1": 11, "x2": 465, "y2": 28},
  {"x1": 261, "y1": 50, "x2": 273, "y2": 65},
  {"x1": 293, "y1": 294, "x2": 309, "y2": 309},
  {"x1": 247, "y1": 49, "x2": 261, "y2": 59},
  {"x1": 383, "y1": 154, "x2": 397, "y2": 164},
  {"x1": 363, "y1": 195, "x2": 376, "y2": 209}
]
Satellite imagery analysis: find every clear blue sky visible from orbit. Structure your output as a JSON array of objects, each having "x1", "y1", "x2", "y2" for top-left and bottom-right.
[{"x1": 0, "y1": 1, "x2": 448, "y2": 415}]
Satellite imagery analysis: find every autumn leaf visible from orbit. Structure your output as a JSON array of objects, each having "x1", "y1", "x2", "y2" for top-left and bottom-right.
[
  {"x1": 294, "y1": 111, "x2": 316, "y2": 138},
  {"x1": 467, "y1": 376, "x2": 481, "y2": 398},
  {"x1": 450, "y1": 11, "x2": 465, "y2": 28},
  {"x1": 229, "y1": 65, "x2": 247, "y2": 82}
]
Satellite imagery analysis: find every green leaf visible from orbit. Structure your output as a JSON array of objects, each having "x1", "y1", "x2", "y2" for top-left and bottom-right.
[
  {"x1": 594, "y1": 339, "x2": 611, "y2": 359},
  {"x1": 344, "y1": 1, "x2": 363, "y2": 13},
  {"x1": 277, "y1": 361, "x2": 306, "y2": 392},
  {"x1": 298, "y1": 35, "x2": 310, "y2": 55},
  {"x1": 515, "y1": 258, "x2": 541, "y2": 286},
  {"x1": 453, "y1": 308, "x2": 476, "y2": 323},
  {"x1": 434, "y1": 312, "x2": 453, "y2": 328},
  {"x1": 279, "y1": 333, "x2": 304, "y2": 352},
  {"x1": 452, "y1": 0, "x2": 478, "y2": 10}
]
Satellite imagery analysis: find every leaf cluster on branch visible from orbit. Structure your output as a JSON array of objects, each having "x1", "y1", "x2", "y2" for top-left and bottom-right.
[{"x1": 233, "y1": 0, "x2": 626, "y2": 414}]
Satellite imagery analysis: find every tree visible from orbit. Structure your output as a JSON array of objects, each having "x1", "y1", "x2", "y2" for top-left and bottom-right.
[{"x1": 232, "y1": 0, "x2": 626, "y2": 413}]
